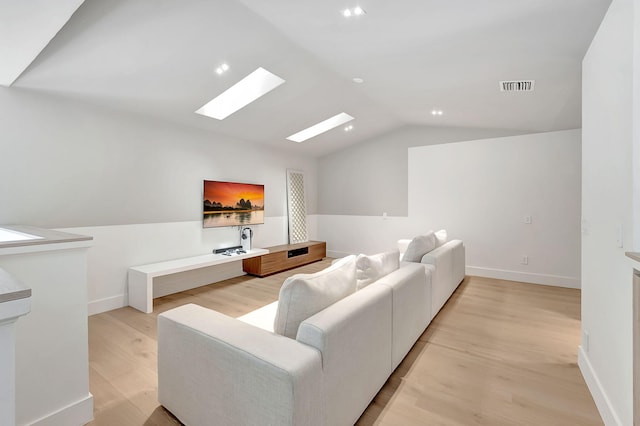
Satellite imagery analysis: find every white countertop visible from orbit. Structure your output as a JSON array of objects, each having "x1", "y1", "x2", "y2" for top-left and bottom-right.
[
  {"x1": 626, "y1": 252, "x2": 640, "y2": 263},
  {"x1": 0, "y1": 225, "x2": 92, "y2": 250},
  {"x1": 0, "y1": 268, "x2": 30, "y2": 303}
]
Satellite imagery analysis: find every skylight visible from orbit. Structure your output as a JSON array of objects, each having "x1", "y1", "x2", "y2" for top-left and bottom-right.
[
  {"x1": 196, "y1": 67, "x2": 285, "y2": 120},
  {"x1": 287, "y1": 113, "x2": 355, "y2": 143}
]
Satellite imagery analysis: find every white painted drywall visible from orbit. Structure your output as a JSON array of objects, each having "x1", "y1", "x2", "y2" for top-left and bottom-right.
[
  {"x1": 61, "y1": 215, "x2": 318, "y2": 315},
  {"x1": 0, "y1": 0, "x2": 85, "y2": 86},
  {"x1": 0, "y1": 240, "x2": 93, "y2": 426},
  {"x1": 317, "y1": 214, "x2": 415, "y2": 258},
  {"x1": 1, "y1": 89, "x2": 318, "y2": 314},
  {"x1": 408, "y1": 129, "x2": 582, "y2": 287},
  {"x1": 581, "y1": 0, "x2": 633, "y2": 423},
  {"x1": 0, "y1": 88, "x2": 317, "y2": 227},
  {"x1": 318, "y1": 129, "x2": 582, "y2": 288},
  {"x1": 318, "y1": 125, "x2": 526, "y2": 216},
  {"x1": 634, "y1": 0, "x2": 640, "y2": 254}
]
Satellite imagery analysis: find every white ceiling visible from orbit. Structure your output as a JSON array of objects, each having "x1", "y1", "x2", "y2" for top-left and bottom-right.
[
  {"x1": 0, "y1": 0, "x2": 84, "y2": 86},
  {"x1": 6, "y1": 0, "x2": 611, "y2": 157}
]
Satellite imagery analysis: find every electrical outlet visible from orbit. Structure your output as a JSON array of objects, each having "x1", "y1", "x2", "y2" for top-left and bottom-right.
[
  {"x1": 521, "y1": 255, "x2": 528, "y2": 265},
  {"x1": 524, "y1": 215, "x2": 532, "y2": 224}
]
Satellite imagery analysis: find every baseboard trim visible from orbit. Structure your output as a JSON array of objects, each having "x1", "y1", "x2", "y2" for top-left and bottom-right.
[
  {"x1": 465, "y1": 266, "x2": 580, "y2": 288},
  {"x1": 578, "y1": 346, "x2": 622, "y2": 426},
  {"x1": 29, "y1": 393, "x2": 93, "y2": 426},
  {"x1": 88, "y1": 294, "x2": 126, "y2": 316}
]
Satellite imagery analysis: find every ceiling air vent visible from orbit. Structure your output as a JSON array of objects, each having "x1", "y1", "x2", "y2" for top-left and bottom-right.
[{"x1": 500, "y1": 80, "x2": 535, "y2": 92}]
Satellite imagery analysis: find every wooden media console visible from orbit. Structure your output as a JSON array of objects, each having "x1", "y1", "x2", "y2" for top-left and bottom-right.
[{"x1": 242, "y1": 241, "x2": 326, "y2": 277}]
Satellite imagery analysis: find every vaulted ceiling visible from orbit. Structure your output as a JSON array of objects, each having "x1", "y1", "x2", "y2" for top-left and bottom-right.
[{"x1": 4, "y1": 0, "x2": 611, "y2": 156}]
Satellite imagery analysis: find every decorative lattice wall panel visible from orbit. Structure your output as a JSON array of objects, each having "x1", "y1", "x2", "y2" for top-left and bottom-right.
[{"x1": 287, "y1": 169, "x2": 308, "y2": 244}]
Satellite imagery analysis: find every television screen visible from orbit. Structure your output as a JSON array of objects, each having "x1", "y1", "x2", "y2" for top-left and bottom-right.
[{"x1": 203, "y1": 180, "x2": 265, "y2": 228}]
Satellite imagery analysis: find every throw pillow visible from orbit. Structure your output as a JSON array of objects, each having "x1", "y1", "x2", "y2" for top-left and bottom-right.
[
  {"x1": 434, "y1": 229, "x2": 448, "y2": 248},
  {"x1": 402, "y1": 232, "x2": 436, "y2": 262},
  {"x1": 274, "y1": 255, "x2": 357, "y2": 339},
  {"x1": 356, "y1": 249, "x2": 400, "y2": 290}
]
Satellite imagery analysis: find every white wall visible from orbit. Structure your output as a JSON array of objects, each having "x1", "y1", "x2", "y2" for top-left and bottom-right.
[
  {"x1": 317, "y1": 214, "x2": 415, "y2": 257},
  {"x1": 318, "y1": 125, "x2": 525, "y2": 216},
  {"x1": 0, "y1": 88, "x2": 317, "y2": 227},
  {"x1": 61, "y1": 216, "x2": 318, "y2": 315},
  {"x1": 409, "y1": 130, "x2": 582, "y2": 287},
  {"x1": 581, "y1": 0, "x2": 633, "y2": 424},
  {"x1": 319, "y1": 129, "x2": 582, "y2": 288},
  {"x1": 1, "y1": 89, "x2": 318, "y2": 314},
  {"x1": 0, "y1": 240, "x2": 93, "y2": 426}
]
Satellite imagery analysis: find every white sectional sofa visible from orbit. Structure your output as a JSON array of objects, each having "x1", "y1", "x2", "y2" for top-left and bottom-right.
[
  {"x1": 158, "y1": 253, "x2": 430, "y2": 426},
  {"x1": 157, "y1": 231, "x2": 465, "y2": 425}
]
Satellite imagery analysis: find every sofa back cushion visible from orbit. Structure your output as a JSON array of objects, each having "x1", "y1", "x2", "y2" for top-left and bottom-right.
[
  {"x1": 274, "y1": 255, "x2": 357, "y2": 339},
  {"x1": 434, "y1": 229, "x2": 448, "y2": 248},
  {"x1": 402, "y1": 232, "x2": 436, "y2": 262},
  {"x1": 355, "y1": 249, "x2": 400, "y2": 290}
]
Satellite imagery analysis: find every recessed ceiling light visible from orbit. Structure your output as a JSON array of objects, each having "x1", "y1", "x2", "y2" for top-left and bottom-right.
[
  {"x1": 196, "y1": 67, "x2": 285, "y2": 120},
  {"x1": 287, "y1": 113, "x2": 354, "y2": 143},
  {"x1": 431, "y1": 110, "x2": 444, "y2": 116},
  {"x1": 342, "y1": 6, "x2": 366, "y2": 18},
  {"x1": 352, "y1": 77, "x2": 364, "y2": 84},
  {"x1": 215, "y1": 63, "x2": 230, "y2": 75},
  {"x1": 344, "y1": 125, "x2": 354, "y2": 132}
]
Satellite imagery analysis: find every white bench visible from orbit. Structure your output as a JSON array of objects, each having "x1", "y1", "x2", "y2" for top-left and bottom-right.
[{"x1": 128, "y1": 248, "x2": 269, "y2": 313}]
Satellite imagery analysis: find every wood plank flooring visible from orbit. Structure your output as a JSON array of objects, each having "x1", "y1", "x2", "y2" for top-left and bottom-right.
[{"x1": 87, "y1": 260, "x2": 602, "y2": 425}]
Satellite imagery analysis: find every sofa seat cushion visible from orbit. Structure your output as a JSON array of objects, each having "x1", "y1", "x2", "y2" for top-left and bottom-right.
[
  {"x1": 274, "y1": 255, "x2": 357, "y2": 339},
  {"x1": 355, "y1": 249, "x2": 400, "y2": 290},
  {"x1": 402, "y1": 232, "x2": 436, "y2": 262},
  {"x1": 237, "y1": 301, "x2": 278, "y2": 333}
]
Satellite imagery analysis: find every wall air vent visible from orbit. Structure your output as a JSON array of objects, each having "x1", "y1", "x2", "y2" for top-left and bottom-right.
[{"x1": 499, "y1": 80, "x2": 535, "y2": 92}]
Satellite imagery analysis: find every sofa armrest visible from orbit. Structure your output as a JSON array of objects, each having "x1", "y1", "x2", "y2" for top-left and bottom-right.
[
  {"x1": 420, "y1": 239, "x2": 462, "y2": 265},
  {"x1": 297, "y1": 284, "x2": 393, "y2": 426},
  {"x1": 420, "y1": 239, "x2": 465, "y2": 316},
  {"x1": 377, "y1": 263, "x2": 431, "y2": 369},
  {"x1": 429, "y1": 239, "x2": 465, "y2": 284},
  {"x1": 158, "y1": 303, "x2": 323, "y2": 426},
  {"x1": 449, "y1": 239, "x2": 466, "y2": 284}
]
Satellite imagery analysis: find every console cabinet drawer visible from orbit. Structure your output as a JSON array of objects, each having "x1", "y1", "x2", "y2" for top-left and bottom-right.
[{"x1": 242, "y1": 241, "x2": 326, "y2": 277}]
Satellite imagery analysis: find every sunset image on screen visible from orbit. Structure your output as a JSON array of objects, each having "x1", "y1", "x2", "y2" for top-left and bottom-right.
[
  {"x1": 204, "y1": 181, "x2": 264, "y2": 210},
  {"x1": 203, "y1": 180, "x2": 265, "y2": 228}
]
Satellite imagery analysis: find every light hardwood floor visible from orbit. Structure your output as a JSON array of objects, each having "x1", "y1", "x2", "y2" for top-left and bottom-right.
[{"x1": 87, "y1": 259, "x2": 603, "y2": 425}]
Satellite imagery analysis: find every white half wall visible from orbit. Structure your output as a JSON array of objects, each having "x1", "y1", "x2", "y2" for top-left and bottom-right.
[
  {"x1": 318, "y1": 214, "x2": 414, "y2": 258},
  {"x1": 61, "y1": 215, "x2": 319, "y2": 315}
]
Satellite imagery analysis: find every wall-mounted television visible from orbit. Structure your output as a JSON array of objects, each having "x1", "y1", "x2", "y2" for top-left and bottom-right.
[{"x1": 203, "y1": 180, "x2": 265, "y2": 228}]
